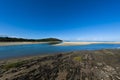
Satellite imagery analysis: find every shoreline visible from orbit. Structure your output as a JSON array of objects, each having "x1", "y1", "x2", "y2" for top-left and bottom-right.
[
  {"x1": 0, "y1": 48, "x2": 118, "y2": 61},
  {"x1": 55, "y1": 41, "x2": 120, "y2": 46},
  {"x1": 0, "y1": 49, "x2": 120, "y2": 79},
  {"x1": 0, "y1": 42, "x2": 48, "y2": 46}
]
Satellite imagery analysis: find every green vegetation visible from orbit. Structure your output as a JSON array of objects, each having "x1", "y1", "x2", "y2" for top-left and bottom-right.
[
  {"x1": 0, "y1": 37, "x2": 62, "y2": 42},
  {"x1": 2, "y1": 61, "x2": 24, "y2": 70},
  {"x1": 73, "y1": 56, "x2": 82, "y2": 62},
  {"x1": 0, "y1": 37, "x2": 34, "y2": 42},
  {"x1": 37, "y1": 38, "x2": 62, "y2": 42}
]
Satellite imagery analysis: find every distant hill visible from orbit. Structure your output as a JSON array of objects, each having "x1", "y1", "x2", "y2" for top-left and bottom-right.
[
  {"x1": 0, "y1": 37, "x2": 62, "y2": 42},
  {"x1": 37, "y1": 38, "x2": 62, "y2": 42}
]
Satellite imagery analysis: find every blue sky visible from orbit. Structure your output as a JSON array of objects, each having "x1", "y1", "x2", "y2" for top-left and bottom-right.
[{"x1": 0, "y1": 0, "x2": 120, "y2": 41}]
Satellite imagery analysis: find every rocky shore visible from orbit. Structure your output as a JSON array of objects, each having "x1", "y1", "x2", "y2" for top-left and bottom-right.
[{"x1": 0, "y1": 49, "x2": 120, "y2": 80}]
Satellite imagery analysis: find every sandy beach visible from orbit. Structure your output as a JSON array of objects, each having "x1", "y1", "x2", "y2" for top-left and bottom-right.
[
  {"x1": 0, "y1": 42, "x2": 47, "y2": 46},
  {"x1": 1, "y1": 41, "x2": 120, "y2": 46},
  {"x1": 55, "y1": 41, "x2": 120, "y2": 46}
]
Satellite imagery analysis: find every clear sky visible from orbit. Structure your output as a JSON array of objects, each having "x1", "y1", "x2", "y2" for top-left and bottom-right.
[{"x1": 0, "y1": 0, "x2": 120, "y2": 41}]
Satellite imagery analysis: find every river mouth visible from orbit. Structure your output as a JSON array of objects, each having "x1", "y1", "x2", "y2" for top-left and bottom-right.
[{"x1": 0, "y1": 43, "x2": 120, "y2": 59}]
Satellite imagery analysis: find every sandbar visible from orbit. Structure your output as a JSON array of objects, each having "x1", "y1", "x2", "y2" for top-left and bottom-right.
[
  {"x1": 55, "y1": 42, "x2": 120, "y2": 46},
  {"x1": 0, "y1": 42, "x2": 47, "y2": 46}
]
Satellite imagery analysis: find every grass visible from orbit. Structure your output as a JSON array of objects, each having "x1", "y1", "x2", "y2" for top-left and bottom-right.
[
  {"x1": 2, "y1": 61, "x2": 25, "y2": 70},
  {"x1": 73, "y1": 56, "x2": 82, "y2": 62}
]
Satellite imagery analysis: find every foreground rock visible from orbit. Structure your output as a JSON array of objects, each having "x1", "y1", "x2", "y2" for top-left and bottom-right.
[{"x1": 0, "y1": 49, "x2": 120, "y2": 80}]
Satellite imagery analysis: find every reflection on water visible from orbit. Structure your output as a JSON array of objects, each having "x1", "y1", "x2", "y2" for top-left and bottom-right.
[{"x1": 47, "y1": 41, "x2": 63, "y2": 45}]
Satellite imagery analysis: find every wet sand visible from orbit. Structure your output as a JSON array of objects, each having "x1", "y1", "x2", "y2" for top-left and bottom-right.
[{"x1": 55, "y1": 41, "x2": 120, "y2": 46}]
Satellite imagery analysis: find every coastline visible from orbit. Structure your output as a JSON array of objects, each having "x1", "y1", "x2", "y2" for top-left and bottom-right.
[
  {"x1": 55, "y1": 41, "x2": 120, "y2": 46},
  {"x1": 0, "y1": 42, "x2": 48, "y2": 46}
]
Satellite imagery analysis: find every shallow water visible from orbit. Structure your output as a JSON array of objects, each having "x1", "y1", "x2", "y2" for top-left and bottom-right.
[{"x1": 0, "y1": 43, "x2": 120, "y2": 59}]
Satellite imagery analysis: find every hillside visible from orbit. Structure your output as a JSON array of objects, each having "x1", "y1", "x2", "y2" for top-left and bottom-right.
[
  {"x1": 0, "y1": 37, "x2": 62, "y2": 42},
  {"x1": 37, "y1": 38, "x2": 62, "y2": 42}
]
